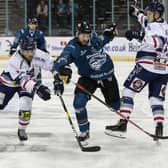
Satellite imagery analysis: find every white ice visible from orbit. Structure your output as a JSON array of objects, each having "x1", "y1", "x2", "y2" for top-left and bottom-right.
[{"x1": 0, "y1": 60, "x2": 168, "y2": 168}]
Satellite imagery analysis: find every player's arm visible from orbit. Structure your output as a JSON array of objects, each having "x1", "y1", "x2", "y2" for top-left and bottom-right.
[
  {"x1": 38, "y1": 31, "x2": 48, "y2": 52},
  {"x1": 144, "y1": 35, "x2": 166, "y2": 50},
  {"x1": 53, "y1": 44, "x2": 73, "y2": 84},
  {"x1": 53, "y1": 43, "x2": 74, "y2": 73},
  {"x1": 52, "y1": 44, "x2": 74, "y2": 95},
  {"x1": 129, "y1": 5, "x2": 147, "y2": 28},
  {"x1": 9, "y1": 30, "x2": 23, "y2": 55},
  {"x1": 98, "y1": 23, "x2": 118, "y2": 46}
]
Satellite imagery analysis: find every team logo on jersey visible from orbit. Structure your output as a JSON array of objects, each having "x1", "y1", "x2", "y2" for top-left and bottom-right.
[
  {"x1": 80, "y1": 50, "x2": 87, "y2": 56},
  {"x1": 130, "y1": 77, "x2": 145, "y2": 91},
  {"x1": 88, "y1": 50, "x2": 107, "y2": 71}
]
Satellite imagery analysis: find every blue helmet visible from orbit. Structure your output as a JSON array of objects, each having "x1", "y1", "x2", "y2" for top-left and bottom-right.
[
  {"x1": 76, "y1": 21, "x2": 92, "y2": 34},
  {"x1": 146, "y1": 1, "x2": 165, "y2": 16},
  {"x1": 20, "y1": 37, "x2": 36, "y2": 51}
]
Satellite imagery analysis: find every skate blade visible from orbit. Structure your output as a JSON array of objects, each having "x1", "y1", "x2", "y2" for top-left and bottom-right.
[
  {"x1": 104, "y1": 130, "x2": 126, "y2": 139},
  {"x1": 81, "y1": 140, "x2": 89, "y2": 146}
]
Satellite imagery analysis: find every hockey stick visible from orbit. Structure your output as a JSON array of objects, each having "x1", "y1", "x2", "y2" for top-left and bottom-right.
[
  {"x1": 57, "y1": 93, "x2": 101, "y2": 152},
  {"x1": 71, "y1": 80, "x2": 168, "y2": 140}
]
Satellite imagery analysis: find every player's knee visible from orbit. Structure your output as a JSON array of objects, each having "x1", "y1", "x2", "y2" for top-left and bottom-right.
[
  {"x1": 19, "y1": 96, "x2": 33, "y2": 110},
  {"x1": 73, "y1": 93, "x2": 88, "y2": 109}
]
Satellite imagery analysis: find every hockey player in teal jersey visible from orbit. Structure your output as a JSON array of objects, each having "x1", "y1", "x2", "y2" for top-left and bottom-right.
[{"x1": 53, "y1": 21, "x2": 121, "y2": 142}]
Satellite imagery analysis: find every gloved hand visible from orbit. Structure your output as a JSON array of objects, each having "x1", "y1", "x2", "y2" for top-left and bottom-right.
[
  {"x1": 36, "y1": 85, "x2": 51, "y2": 101},
  {"x1": 125, "y1": 30, "x2": 145, "y2": 41},
  {"x1": 59, "y1": 65, "x2": 72, "y2": 84},
  {"x1": 9, "y1": 47, "x2": 16, "y2": 56},
  {"x1": 129, "y1": 5, "x2": 139, "y2": 16},
  {"x1": 53, "y1": 74, "x2": 64, "y2": 95},
  {"x1": 103, "y1": 22, "x2": 118, "y2": 37}
]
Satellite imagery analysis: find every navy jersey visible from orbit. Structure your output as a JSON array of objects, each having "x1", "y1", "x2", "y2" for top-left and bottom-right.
[
  {"x1": 54, "y1": 32, "x2": 114, "y2": 80},
  {"x1": 10, "y1": 27, "x2": 47, "y2": 53}
]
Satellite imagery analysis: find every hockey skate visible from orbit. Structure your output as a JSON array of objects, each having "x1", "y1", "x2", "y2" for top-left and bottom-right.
[
  {"x1": 78, "y1": 131, "x2": 90, "y2": 146},
  {"x1": 153, "y1": 122, "x2": 163, "y2": 141},
  {"x1": 18, "y1": 129, "x2": 28, "y2": 141},
  {"x1": 105, "y1": 119, "x2": 127, "y2": 139}
]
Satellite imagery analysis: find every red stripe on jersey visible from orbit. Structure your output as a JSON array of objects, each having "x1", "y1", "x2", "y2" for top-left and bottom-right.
[
  {"x1": 22, "y1": 80, "x2": 30, "y2": 90},
  {"x1": 137, "y1": 60, "x2": 168, "y2": 66},
  {"x1": 137, "y1": 61, "x2": 153, "y2": 64},
  {"x1": 154, "y1": 116, "x2": 164, "y2": 121},
  {"x1": 120, "y1": 110, "x2": 131, "y2": 114},
  {"x1": 141, "y1": 16, "x2": 144, "y2": 24},
  {"x1": 0, "y1": 77, "x2": 9, "y2": 84},
  {"x1": 152, "y1": 37, "x2": 157, "y2": 48}
]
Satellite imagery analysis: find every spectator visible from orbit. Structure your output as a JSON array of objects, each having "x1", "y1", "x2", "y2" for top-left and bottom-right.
[
  {"x1": 66, "y1": 0, "x2": 79, "y2": 24},
  {"x1": 55, "y1": 0, "x2": 67, "y2": 32},
  {"x1": 36, "y1": 0, "x2": 48, "y2": 33},
  {"x1": 15, "y1": 0, "x2": 24, "y2": 8}
]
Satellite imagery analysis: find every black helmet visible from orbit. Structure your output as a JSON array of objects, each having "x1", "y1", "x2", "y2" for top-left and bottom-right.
[
  {"x1": 20, "y1": 37, "x2": 36, "y2": 51},
  {"x1": 27, "y1": 17, "x2": 38, "y2": 24},
  {"x1": 76, "y1": 21, "x2": 91, "y2": 34},
  {"x1": 145, "y1": 1, "x2": 165, "y2": 16}
]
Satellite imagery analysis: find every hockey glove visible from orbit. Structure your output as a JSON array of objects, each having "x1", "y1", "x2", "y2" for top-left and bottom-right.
[
  {"x1": 53, "y1": 74, "x2": 64, "y2": 96},
  {"x1": 9, "y1": 47, "x2": 17, "y2": 56},
  {"x1": 125, "y1": 30, "x2": 145, "y2": 41},
  {"x1": 36, "y1": 85, "x2": 51, "y2": 101},
  {"x1": 129, "y1": 5, "x2": 139, "y2": 16},
  {"x1": 59, "y1": 65, "x2": 72, "y2": 84},
  {"x1": 103, "y1": 22, "x2": 118, "y2": 37}
]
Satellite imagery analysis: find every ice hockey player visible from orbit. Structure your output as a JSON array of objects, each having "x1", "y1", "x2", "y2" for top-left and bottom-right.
[
  {"x1": 53, "y1": 21, "x2": 121, "y2": 143},
  {"x1": 9, "y1": 17, "x2": 47, "y2": 55},
  {"x1": 0, "y1": 37, "x2": 71, "y2": 141},
  {"x1": 105, "y1": 1, "x2": 168, "y2": 140}
]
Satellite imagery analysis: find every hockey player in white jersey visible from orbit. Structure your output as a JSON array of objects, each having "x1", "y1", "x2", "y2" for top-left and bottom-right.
[
  {"x1": 0, "y1": 37, "x2": 71, "y2": 141},
  {"x1": 106, "y1": 1, "x2": 168, "y2": 140}
]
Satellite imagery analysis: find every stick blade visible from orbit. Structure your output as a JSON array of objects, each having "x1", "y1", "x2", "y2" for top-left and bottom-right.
[
  {"x1": 82, "y1": 146, "x2": 101, "y2": 152},
  {"x1": 150, "y1": 134, "x2": 168, "y2": 140}
]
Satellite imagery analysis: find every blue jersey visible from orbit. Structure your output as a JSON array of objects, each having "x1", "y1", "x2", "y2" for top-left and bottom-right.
[
  {"x1": 54, "y1": 32, "x2": 114, "y2": 80},
  {"x1": 10, "y1": 27, "x2": 47, "y2": 52}
]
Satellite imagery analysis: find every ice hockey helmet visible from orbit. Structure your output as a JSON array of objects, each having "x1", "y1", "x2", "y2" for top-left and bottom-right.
[
  {"x1": 27, "y1": 17, "x2": 38, "y2": 24},
  {"x1": 76, "y1": 21, "x2": 92, "y2": 34},
  {"x1": 20, "y1": 37, "x2": 36, "y2": 51},
  {"x1": 145, "y1": 1, "x2": 165, "y2": 16}
]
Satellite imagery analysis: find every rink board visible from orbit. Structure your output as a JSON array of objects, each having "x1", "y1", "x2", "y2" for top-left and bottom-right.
[{"x1": 0, "y1": 36, "x2": 138, "y2": 61}]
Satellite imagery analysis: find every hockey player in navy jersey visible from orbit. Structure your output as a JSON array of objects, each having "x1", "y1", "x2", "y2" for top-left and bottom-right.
[
  {"x1": 105, "y1": 1, "x2": 168, "y2": 140},
  {"x1": 9, "y1": 17, "x2": 47, "y2": 55},
  {"x1": 0, "y1": 37, "x2": 70, "y2": 141},
  {"x1": 53, "y1": 21, "x2": 120, "y2": 142}
]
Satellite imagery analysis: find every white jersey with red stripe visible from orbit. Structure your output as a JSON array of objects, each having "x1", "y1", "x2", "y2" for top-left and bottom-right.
[
  {"x1": 0, "y1": 49, "x2": 54, "y2": 92},
  {"x1": 136, "y1": 13, "x2": 168, "y2": 74}
]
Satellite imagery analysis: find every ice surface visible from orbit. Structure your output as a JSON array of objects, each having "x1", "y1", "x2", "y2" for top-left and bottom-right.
[{"x1": 0, "y1": 60, "x2": 168, "y2": 168}]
